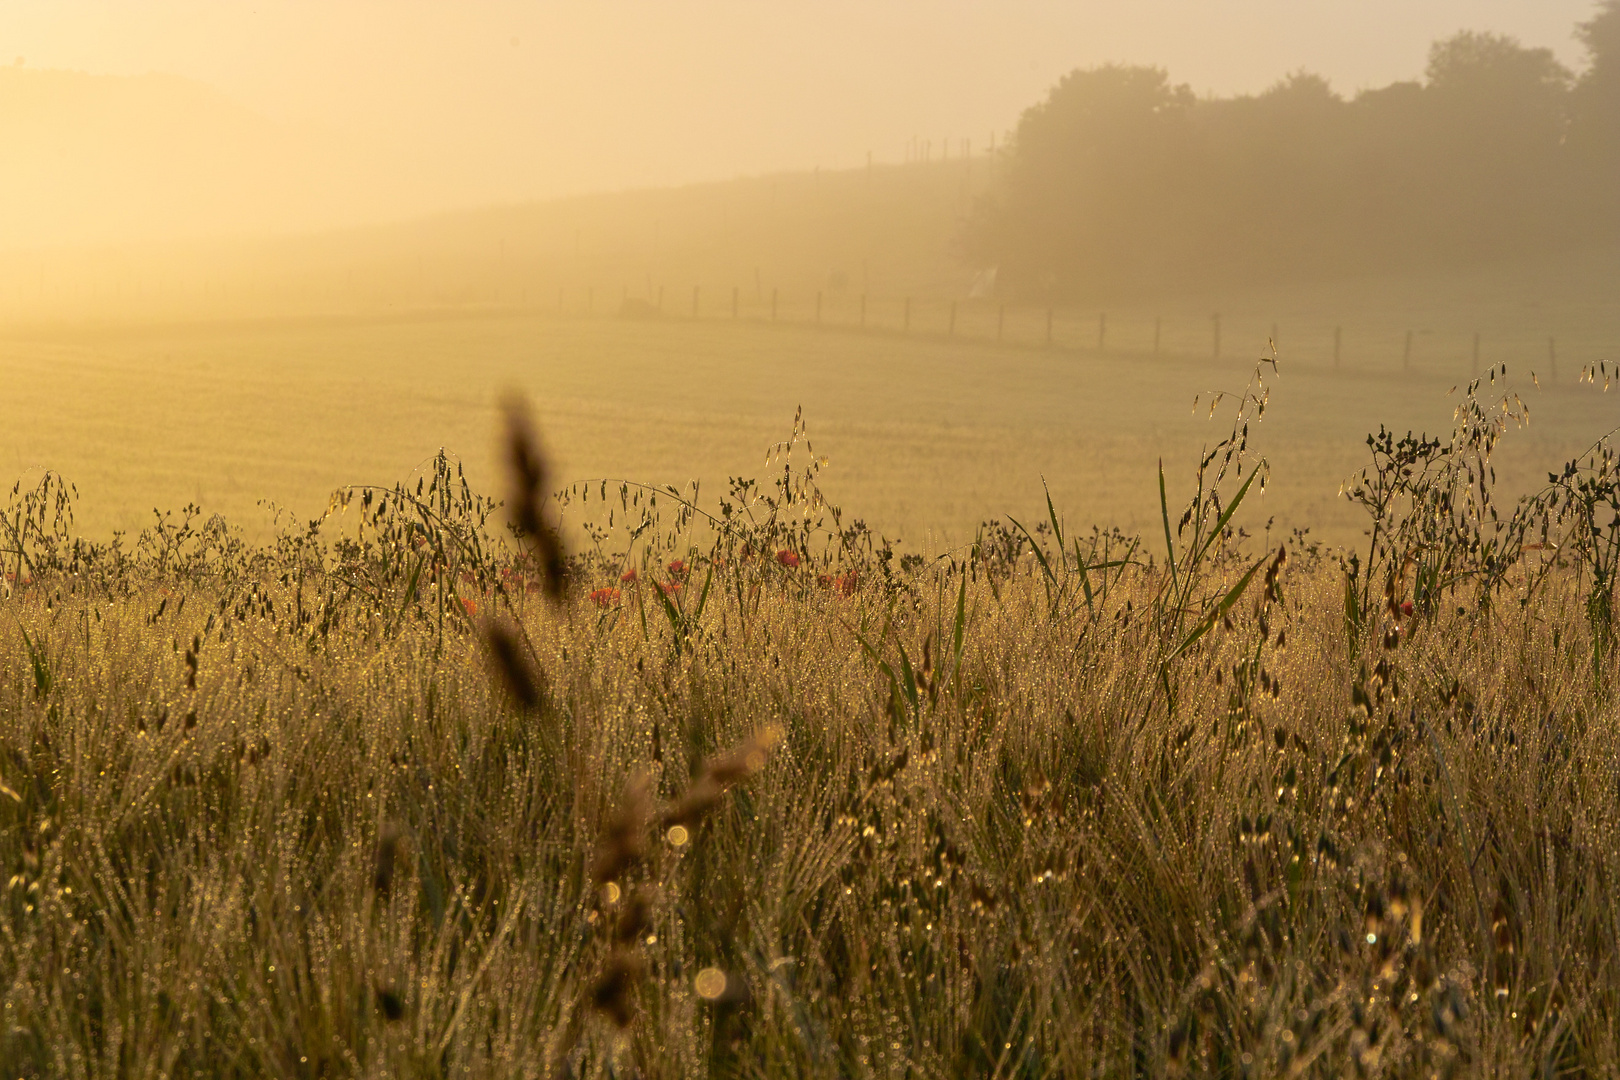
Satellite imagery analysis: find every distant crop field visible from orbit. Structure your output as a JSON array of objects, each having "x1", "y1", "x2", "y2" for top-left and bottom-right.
[{"x1": 2, "y1": 301, "x2": 1614, "y2": 556}]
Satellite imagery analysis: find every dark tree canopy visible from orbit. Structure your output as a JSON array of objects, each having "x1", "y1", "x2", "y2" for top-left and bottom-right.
[{"x1": 968, "y1": 15, "x2": 1619, "y2": 300}]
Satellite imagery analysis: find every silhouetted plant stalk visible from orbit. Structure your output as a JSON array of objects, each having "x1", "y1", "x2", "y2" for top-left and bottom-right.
[
  {"x1": 502, "y1": 391, "x2": 568, "y2": 602},
  {"x1": 557, "y1": 729, "x2": 780, "y2": 1069}
]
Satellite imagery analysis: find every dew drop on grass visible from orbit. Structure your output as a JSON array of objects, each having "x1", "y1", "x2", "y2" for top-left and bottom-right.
[{"x1": 694, "y1": 968, "x2": 727, "y2": 1000}]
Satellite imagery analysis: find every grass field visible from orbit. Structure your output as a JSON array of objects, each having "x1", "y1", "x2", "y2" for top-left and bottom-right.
[
  {"x1": 2, "y1": 292, "x2": 1615, "y2": 556},
  {"x1": 1, "y1": 378, "x2": 1616, "y2": 1075}
]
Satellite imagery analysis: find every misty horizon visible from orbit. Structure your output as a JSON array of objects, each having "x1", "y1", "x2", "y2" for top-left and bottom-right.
[{"x1": 1, "y1": 0, "x2": 1609, "y2": 250}]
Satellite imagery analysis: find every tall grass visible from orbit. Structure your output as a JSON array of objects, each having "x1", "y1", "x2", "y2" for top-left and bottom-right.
[{"x1": 0, "y1": 363, "x2": 1616, "y2": 1077}]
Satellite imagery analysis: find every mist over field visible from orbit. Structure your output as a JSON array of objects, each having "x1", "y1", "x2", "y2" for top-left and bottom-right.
[
  {"x1": 3, "y1": 5, "x2": 1620, "y2": 1076},
  {"x1": 1, "y1": 2, "x2": 1617, "y2": 546}
]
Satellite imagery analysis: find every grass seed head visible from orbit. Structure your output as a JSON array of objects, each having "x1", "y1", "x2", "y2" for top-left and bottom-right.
[
  {"x1": 591, "y1": 948, "x2": 645, "y2": 1027},
  {"x1": 592, "y1": 773, "x2": 652, "y2": 885},
  {"x1": 703, "y1": 725, "x2": 783, "y2": 786},
  {"x1": 501, "y1": 390, "x2": 567, "y2": 602},
  {"x1": 613, "y1": 888, "x2": 653, "y2": 944},
  {"x1": 482, "y1": 616, "x2": 540, "y2": 709}
]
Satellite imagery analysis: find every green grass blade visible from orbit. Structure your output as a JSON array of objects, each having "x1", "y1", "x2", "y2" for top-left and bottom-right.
[
  {"x1": 1007, "y1": 515, "x2": 1056, "y2": 587},
  {"x1": 952, "y1": 570, "x2": 968, "y2": 669},
  {"x1": 1168, "y1": 555, "x2": 1264, "y2": 662},
  {"x1": 1043, "y1": 478, "x2": 1064, "y2": 552},
  {"x1": 692, "y1": 560, "x2": 716, "y2": 623},
  {"x1": 653, "y1": 582, "x2": 685, "y2": 644},
  {"x1": 894, "y1": 637, "x2": 920, "y2": 713},
  {"x1": 1073, "y1": 537, "x2": 1095, "y2": 615},
  {"x1": 846, "y1": 620, "x2": 900, "y2": 701},
  {"x1": 1159, "y1": 459, "x2": 1179, "y2": 595},
  {"x1": 1194, "y1": 462, "x2": 1263, "y2": 566},
  {"x1": 390, "y1": 552, "x2": 426, "y2": 635}
]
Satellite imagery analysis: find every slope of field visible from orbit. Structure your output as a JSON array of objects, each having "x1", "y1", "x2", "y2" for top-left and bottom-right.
[
  {"x1": 0, "y1": 159, "x2": 994, "y2": 326},
  {"x1": 2, "y1": 308, "x2": 1613, "y2": 554}
]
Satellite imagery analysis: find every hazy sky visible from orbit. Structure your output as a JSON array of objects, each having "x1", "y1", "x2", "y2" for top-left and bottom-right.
[{"x1": 1, "y1": 1, "x2": 1603, "y2": 209}]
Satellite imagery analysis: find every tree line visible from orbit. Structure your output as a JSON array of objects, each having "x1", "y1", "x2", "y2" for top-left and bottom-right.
[{"x1": 966, "y1": 3, "x2": 1620, "y2": 300}]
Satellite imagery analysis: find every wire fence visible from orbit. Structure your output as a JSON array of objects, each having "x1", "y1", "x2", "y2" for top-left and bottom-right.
[
  {"x1": 1, "y1": 263, "x2": 1610, "y2": 384},
  {"x1": 559, "y1": 284, "x2": 1615, "y2": 384}
]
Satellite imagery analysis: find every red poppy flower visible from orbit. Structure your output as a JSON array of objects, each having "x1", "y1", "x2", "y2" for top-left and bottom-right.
[
  {"x1": 667, "y1": 559, "x2": 688, "y2": 580},
  {"x1": 656, "y1": 580, "x2": 682, "y2": 596},
  {"x1": 1400, "y1": 600, "x2": 1414, "y2": 617},
  {"x1": 590, "y1": 587, "x2": 621, "y2": 607},
  {"x1": 621, "y1": 568, "x2": 638, "y2": 583},
  {"x1": 775, "y1": 549, "x2": 800, "y2": 568},
  {"x1": 459, "y1": 597, "x2": 478, "y2": 617}
]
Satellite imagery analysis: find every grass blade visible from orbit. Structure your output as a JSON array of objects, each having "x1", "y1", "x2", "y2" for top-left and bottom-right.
[
  {"x1": 1159, "y1": 459, "x2": 1179, "y2": 596},
  {"x1": 1168, "y1": 554, "x2": 1265, "y2": 662}
]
